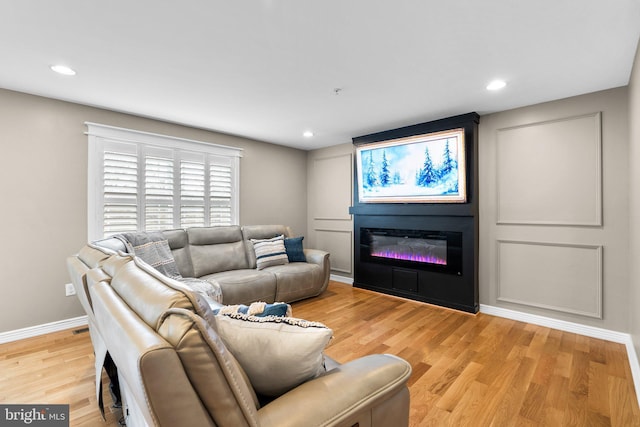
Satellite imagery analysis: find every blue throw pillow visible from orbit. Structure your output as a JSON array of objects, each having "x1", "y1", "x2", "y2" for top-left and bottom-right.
[{"x1": 284, "y1": 236, "x2": 306, "y2": 262}]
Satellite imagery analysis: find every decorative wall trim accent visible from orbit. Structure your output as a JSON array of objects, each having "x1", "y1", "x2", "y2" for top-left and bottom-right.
[
  {"x1": 496, "y1": 240, "x2": 603, "y2": 318},
  {"x1": 315, "y1": 229, "x2": 353, "y2": 274},
  {"x1": 312, "y1": 154, "x2": 353, "y2": 220},
  {"x1": 0, "y1": 315, "x2": 88, "y2": 344},
  {"x1": 481, "y1": 303, "x2": 640, "y2": 407},
  {"x1": 496, "y1": 112, "x2": 602, "y2": 226}
]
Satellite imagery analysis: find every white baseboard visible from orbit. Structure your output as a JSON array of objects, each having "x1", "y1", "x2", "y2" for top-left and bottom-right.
[
  {"x1": 0, "y1": 315, "x2": 88, "y2": 344},
  {"x1": 625, "y1": 339, "x2": 640, "y2": 409},
  {"x1": 330, "y1": 274, "x2": 353, "y2": 285},
  {"x1": 481, "y1": 304, "x2": 640, "y2": 408}
]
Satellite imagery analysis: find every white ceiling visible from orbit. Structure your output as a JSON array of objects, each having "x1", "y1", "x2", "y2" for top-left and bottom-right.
[{"x1": 1, "y1": 1, "x2": 639, "y2": 150}]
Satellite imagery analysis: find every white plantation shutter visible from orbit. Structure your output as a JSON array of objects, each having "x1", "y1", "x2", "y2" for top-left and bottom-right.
[
  {"x1": 103, "y1": 145, "x2": 138, "y2": 235},
  {"x1": 180, "y1": 155, "x2": 206, "y2": 228},
  {"x1": 210, "y1": 159, "x2": 233, "y2": 226},
  {"x1": 144, "y1": 148, "x2": 175, "y2": 231},
  {"x1": 87, "y1": 123, "x2": 242, "y2": 241}
]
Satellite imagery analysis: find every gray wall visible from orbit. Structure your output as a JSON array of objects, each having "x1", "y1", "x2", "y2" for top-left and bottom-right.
[
  {"x1": 479, "y1": 87, "x2": 630, "y2": 332},
  {"x1": 629, "y1": 41, "x2": 640, "y2": 361},
  {"x1": 0, "y1": 88, "x2": 308, "y2": 333},
  {"x1": 306, "y1": 143, "x2": 354, "y2": 278}
]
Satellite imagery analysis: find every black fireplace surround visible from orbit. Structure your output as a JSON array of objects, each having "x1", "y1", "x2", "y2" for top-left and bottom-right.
[{"x1": 349, "y1": 113, "x2": 479, "y2": 313}]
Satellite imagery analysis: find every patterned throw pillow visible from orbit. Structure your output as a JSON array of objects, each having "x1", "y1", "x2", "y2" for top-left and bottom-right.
[
  {"x1": 251, "y1": 235, "x2": 289, "y2": 270},
  {"x1": 212, "y1": 301, "x2": 292, "y2": 317},
  {"x1": 212, "y1": 313, "x2": 333, "y2": 396}
]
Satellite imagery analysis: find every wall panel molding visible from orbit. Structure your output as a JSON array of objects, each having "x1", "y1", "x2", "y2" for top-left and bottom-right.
[
  {"x1": 496, "y1": 239, "x2": 603, "y2": 318},
  {"x1": 314, "y1": 229, "x2": 353, "y2": 274},
  {"x1": 312, "y1": 154, "x2": 353, "y2": 221},
  {"x1": 496, "y1": 112, "x2": 602, "y2": 226}
]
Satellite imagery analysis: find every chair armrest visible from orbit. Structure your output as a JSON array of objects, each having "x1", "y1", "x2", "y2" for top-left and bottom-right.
[{"x1": 258, "y1": 354, "x2": 411, "y2": 427}]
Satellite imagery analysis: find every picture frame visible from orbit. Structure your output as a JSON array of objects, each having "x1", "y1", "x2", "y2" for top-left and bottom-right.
[{"x1": 355, "y1": 128, "x2": 466, "y2": 203}]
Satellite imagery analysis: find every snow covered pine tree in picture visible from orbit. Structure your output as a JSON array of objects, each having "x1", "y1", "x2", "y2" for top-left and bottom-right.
[{"x1": 356, "y1": 128, "x2": 467, "y2": 204}]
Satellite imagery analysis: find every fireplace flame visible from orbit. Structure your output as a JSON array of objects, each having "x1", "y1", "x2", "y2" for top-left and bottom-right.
[{"x1": 371, "y1": 249, "x2": 447, "y2": 265}]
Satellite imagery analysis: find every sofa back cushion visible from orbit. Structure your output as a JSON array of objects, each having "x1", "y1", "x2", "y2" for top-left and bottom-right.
[
  {"x1": 106, "y1": 253, "x2": 214, "y2": 330},
  {"x1": 91, "y1": 281, "x2": 215, "y2": 427},
  {"x1": 162, "y1": 229, "x2": 195, "y2": 277},
  {"x1": 241, "y1": 225, "x2": 293, "y2": 269},
  {"x1": 188, "y1": 226, "x2": 249, "y2": 277},
  {"x1": 77, "y1": 243, "x2": 116, "y2": 269},
  {"x1": 158, "y1": 308, "x2": 260, "y2": 427}
]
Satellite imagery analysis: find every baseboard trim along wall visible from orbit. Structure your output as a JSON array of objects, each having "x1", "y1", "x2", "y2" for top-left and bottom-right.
[
  {"x1": 481, "y1": 304, "x2": 640, "y2": 408},
  {"x1": 0, "y1": 315, "x2": 88, "y2": 344},
  {"x1": 330, "y1": 274, "x2": 353, "y2": 285}
]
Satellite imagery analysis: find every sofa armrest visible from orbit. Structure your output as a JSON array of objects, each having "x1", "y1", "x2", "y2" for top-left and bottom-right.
[
  {"x1": 257, "y1": 354, "x2": 411, "y2": 427},
  {"x1": 303, "y1": 248, "x2": 329, "y2": 266},
  {"x1": 304, "y1": 248, "x2": 331, "y2": 293}
]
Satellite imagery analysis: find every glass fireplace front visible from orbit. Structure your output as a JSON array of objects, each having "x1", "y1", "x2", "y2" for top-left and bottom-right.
[{"x1": 360, "y1": 227, "x2": 462, "y2": 275}]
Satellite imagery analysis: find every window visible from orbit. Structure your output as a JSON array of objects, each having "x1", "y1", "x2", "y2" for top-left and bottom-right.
[{"x1": 87, "y1": 123, "x2": 242, "y2": 240}]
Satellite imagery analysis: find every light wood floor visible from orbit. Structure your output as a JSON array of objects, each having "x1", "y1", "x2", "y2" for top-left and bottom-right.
[{"x1": 1, "y1": 281, "x2": 639, "y2": 426}]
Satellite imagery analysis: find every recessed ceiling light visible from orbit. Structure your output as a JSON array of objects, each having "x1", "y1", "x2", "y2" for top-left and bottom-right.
[
  {"x1": 303, "y1": 131, "x2": 314, "y2": 138},
  {"x1": 50, "y1": 65, "x2": 76, "y2": 76},
  {"x1": 486, "y1": 80, "x2": 506, "y2": 91}
]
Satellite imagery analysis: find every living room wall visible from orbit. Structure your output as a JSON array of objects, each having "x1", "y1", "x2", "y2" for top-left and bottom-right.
[
  {"x1": 0, "y1": 88, "x2": 308, "y2": 333},
  {"x1": 628, "y1": 39, "x2": 640, "y2": 363},
  {"x1": 306, "y1": 142, "x2": 354, "y2": 278},
  {"x1": 308, "y1": 87, "x2": 632, "y2": 333},
  {"x1": 479, "y1": 87, "x2": 629, "y2": 332}
]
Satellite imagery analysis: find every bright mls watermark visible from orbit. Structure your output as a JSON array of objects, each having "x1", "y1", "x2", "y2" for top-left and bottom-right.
[{"x1": 0, "y1": 405, "x2": 69, "y2": 426}]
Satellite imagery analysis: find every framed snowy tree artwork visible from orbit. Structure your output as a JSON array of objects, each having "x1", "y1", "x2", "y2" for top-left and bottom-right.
[{"x1": 355, "y1": 128, "x2": 466, "y2": 203}]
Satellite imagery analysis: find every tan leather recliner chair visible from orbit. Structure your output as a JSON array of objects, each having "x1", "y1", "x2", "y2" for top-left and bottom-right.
[{"x1": 70, "y1": 247, "x2": 411, "y2": 426}]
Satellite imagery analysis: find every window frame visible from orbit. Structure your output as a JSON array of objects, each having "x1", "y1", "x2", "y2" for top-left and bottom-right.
[{"x1": 86, "y1": 122, "x2": 242, "y2": 241}]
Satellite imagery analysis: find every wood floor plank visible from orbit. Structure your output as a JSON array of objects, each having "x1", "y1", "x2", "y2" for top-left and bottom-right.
[{"x1": 1, "y1": 281, "x2": 639, "y2": 426}]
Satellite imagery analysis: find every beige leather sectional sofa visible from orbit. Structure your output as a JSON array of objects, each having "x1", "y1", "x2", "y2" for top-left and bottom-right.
[
  {"x1": 93, "y1": 224, "x2": 331, "y2": 305},
  {"x1": 67, "y1": 225, "x2": 412, "y2": 426}
]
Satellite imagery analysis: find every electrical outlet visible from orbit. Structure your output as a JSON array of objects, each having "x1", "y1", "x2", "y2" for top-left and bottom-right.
[{"x1": 65, "y1": 283, "x2": 76, "y2": 297}]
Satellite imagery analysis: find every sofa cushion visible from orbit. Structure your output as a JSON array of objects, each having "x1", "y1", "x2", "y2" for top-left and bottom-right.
[
  {"x1": 241, "y1": 225, "x2": 292, "y2": 241},
  {"x1": 212, "y1": 312, "x2": 333, "y2": 397},
  {"x1": 162, "y1": 229, "x2": 194, "y2": 277},
  {"x1": 284, "y1": 236, "x2": 306, "y2": 262},
  {"x1": 264, "y1": 263, "x2": 324, "y2": 302},
  {"x1": 188, "y1": 226, "x2": 250, "y2": 276},
  {"x1": 202, "y1": 270, "x2": 277, "y2": 305},
  {"x1": 251, "y1": 235, "x2": 289, "y2": 270},
  {"x1": 242, "y1": 225, "x2": 293, "y2": 269},
  {"x1": 106, "y1": 254, "x2": 215, "y2": 330},
  {"x1": 157, "y1": 308, "x2": 261, "y2": 426}
]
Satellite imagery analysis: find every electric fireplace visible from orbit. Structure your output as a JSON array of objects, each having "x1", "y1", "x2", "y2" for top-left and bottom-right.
[
  {"x1": 350, "y1": 112, "x2": 479, "y2": 313},
  {"x1": 361, "y1": 228, "x2": 462, "y2": 275}
]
